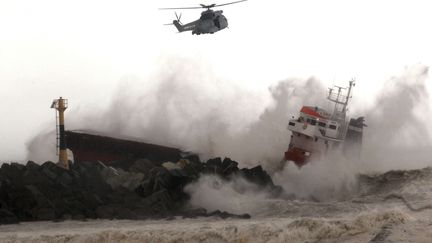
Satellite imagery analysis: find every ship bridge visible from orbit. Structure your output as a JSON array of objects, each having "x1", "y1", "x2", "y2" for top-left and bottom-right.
[{"x1": 287, "y1": 106, "x2": 341, "y2": 140}]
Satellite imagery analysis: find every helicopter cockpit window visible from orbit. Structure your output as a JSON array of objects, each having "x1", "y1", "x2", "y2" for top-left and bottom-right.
[{"x1": 214, "y1": 16, "x2": 221, "y2": 28}]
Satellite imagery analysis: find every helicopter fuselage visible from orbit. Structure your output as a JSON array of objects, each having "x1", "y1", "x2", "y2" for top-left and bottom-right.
[
  {"x1": 173, "y1": 10, "x2": 228, "y2": 35},
  {"x1": 161, "y1": 0, "x2": 246, "y2": 35},
  {"x1": 196, "y1": 10, "x2": 228, "y2": 34}
]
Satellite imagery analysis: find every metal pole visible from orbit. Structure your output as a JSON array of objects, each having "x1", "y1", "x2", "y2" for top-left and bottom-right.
[
  {"x1": 51, "y1": 97, "x2": 69, "y2": 169},
  {"x1": 57, "y1": 97, "x2": 68, "y2": 169}
]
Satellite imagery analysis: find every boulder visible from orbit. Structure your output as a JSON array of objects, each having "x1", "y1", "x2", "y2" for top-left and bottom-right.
[
  {"x1": 221, "y1": 158, "x2": 239, "y2": 176},
  {"x1": 32, "y1": 207, "x2": 56, "y2": 221},
  {"x1": 205, "y1": 157, "x2": 223, "y2": 174},
  {"x1": 208, "y1": 210, "x2": 251, "y2": 219},
  {"x1": 128, "y1": 159, "x2": 156, "y2": 175},
  {"x1": 0, "y1": 163, "x2": 26, "y2": 187},
  {"x1": 25, "y1": 160, "x2": 40, "y2": 171},
  {"x1": 240, "y1": 165, "x2": 274, "y2": 188},
  {"x1": 180, "y1": 208, "x2": 251, "y2": 220},
  {"x1": 0, "y1": 208, "x2": 19, "y2": 224},
  {"x1": 108, "y1": 170, "x2": 144, "y2": 191},
  {"x1": 95, "y1": 205, "x2": 137, "y2": 220}
]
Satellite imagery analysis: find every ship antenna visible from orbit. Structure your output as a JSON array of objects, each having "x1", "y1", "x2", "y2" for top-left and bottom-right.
[{"x1": 327, "y1": 78, "x2": 356, "y2": 122}]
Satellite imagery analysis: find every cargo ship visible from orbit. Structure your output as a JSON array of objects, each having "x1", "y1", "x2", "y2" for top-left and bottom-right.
[{"x1": 283, "y1": 79, "x2": 366, "y2": 167}]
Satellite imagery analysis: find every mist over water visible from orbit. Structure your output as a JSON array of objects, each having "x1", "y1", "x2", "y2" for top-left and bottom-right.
[
  {"x1": 25, "y1": 62, "x2": 432, "y2": 203},
  {"x1": 361, "y1": 65, "x2": 432, "y2": 172},
  {"x1": 184, "y1": 175, "x2": 271, "y2": 215},
  {"x1": 26, "y1": 59, "x2": 330, "y2": 167}
]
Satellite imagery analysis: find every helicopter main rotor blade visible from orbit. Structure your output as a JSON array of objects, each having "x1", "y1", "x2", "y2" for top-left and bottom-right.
[
  {"x1": 159, "y1": 6, "x2": 203, "y2": 10},
  {"x1": 212, "y1": 0, "x2": 247, "y2": 8},
  {"x1": 159, "y1": 0, "x2": 247, "y2": 10},
  {"x1": 200, "y1": 3, "x2": 216, "y2": 8}
]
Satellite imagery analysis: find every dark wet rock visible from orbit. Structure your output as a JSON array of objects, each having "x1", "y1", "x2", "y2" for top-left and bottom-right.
[
  {"x1": 181, "y1": 208, "x2": 251, "y2": 220},
  {"x1": 128, "y1": 159, "x2": 156, "y2": 175},
  {"x1": 221, "y1": 158, "x2": 239, "y2": 176},
  {"x1": 0, "y1": 208, "x2": 19, "y2": 224},
  {"x1": 22, "y1": 167, "x2": 51, "y2": 187},
  {"x1": 240, "y1": 165, "x2": 274, "y2": 188},
  {"x1": 182, "y1": 153, "x2": 200, "y2": 164},
  {"x1": 208, "y1": 210, "x2": 251, "y2": 219},
  {"x1": 180, "y1": 207, "x2": 208, "y2": 218},
  {"x1": 205, "y1": 157, "x2": 223, "y2": 174},
  {"x1": 32, "y1": 207, "x2": 56, "y2": 221},
  {"x1": 95, "y1": 205, "x2": 117, "y2": 219},
  {"x1": 0, "y1": 163, "x2": 26, "y2": 187},
  {"x1": 26, "y1": 160, "x2": 40, "y2": 171}
]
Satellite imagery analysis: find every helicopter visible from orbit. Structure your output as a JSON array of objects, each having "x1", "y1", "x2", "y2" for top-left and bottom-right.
[{"x1": 159, "y1": 0, "x2": 247, "y2": 35}]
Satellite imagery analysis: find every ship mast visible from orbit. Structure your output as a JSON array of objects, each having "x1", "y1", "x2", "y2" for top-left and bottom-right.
[{"x1": 327, "y1": 79, "x2": 355, "y2": 123}]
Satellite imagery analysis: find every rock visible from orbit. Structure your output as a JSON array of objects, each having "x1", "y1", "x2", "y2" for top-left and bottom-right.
[
  {"x1": 25, "y1": 185, "x2": 54, "y2": 209},
  {"x1": 95, "y1": 205, "x2": 137, "y2": 220},
  {"x1": 32, "y1": 207, "x2": 56, "y2": 221},
  {"x1": 181, "y1": 160, "x2": 202, "y2": 178},
  {"x1": 180, "y1": 208, "x2": 251, "y2": 219},
  {"x1": 0, "y1": 163, "x2": 26, "y2": 187},
  {"x1": 221, "y1": 158, "x2": 239, "y2": 176},
  {"x1": 208, "y1": 210, "x2": 251, "y2": 219},
  {"x1": 162, "y1": 162, "x2": 181, "y2": 170},
  {"x1": 0, "y1": 178, "x2": 11, "y2": 202},
  {"x1": 95, "y1": 205, "x2": 116, "y2": 219},
  {"x1": 128, "y1": 159, "x2": 156, "y2": 175},
  {"x1": 25, "y1": 161, "x2": 40, "y2": 171},
  {"x1": 56, "y1": 171, "x2": 74, "y2": 186},
  {"x1": 181, "y1": 207, "x2": 208, "y2": 218},
  {"x1": 77, "y1": 164, "x2": 113, "y2": 197},
  {"x1": 7, "y1": 187, "x2": 37, "y2": 220},
  {"x1": 40, "y1": 162, "x2": 61, "y2": 181},
  {"x1": 114, "y1": 207, "x2": 137, "y2": 220},
  {"x1": 63, "y1": 199, "x2": 92, "y2": 219},
  {"x1": 181, "y1": 153, "x2": 200, "y2": 164},
  {"x1": 143, "y1": 189, "x2": 175, "y2": 214},
  {"x1": 240, "y1": 165, "x2": 274, "y2": 188},
  {"x1": 79, "y1": 191, "x2": 104, "y2": 210},
  {"x1": 135, "y1": 167, "x2": 165, "y2": 198},
  {"x1": 205, "y1": 157, "x2": 223, "y2": 174},
  {"x1": 101, "y1": 166, "x2": 145, "y2": 191},
  {"x1": 0, "y1": 208, "x2": 19, "y2": 224},
  {"x1": 22, "y1": 168, "x2": 52, "y2": 187}
]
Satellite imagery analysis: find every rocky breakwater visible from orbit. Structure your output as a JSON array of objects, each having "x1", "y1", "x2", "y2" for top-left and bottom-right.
[{"x1": 0, "y1": 157, "x2": 281, "y2": 225}]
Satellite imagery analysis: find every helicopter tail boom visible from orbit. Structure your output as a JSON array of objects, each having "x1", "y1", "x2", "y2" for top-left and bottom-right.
[
  {"x1": 173, "y1": 20, "x2": 184, "y2": 32},
  {"x1": 173, "y1": 20, "x2": 197, "y2": 33}
]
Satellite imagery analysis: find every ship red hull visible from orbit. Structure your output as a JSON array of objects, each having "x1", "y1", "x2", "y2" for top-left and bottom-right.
[{"x1": 284, "y1": 147, "x2": 308, "y2": 167}]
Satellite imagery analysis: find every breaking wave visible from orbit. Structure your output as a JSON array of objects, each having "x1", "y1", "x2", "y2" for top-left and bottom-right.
[{"x1": 0, "y1": 210, "x2": 411, "y2": 243}]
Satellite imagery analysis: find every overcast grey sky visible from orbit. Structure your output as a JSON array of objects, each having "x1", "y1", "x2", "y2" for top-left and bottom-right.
[{"x1": 1, "y1": 0, "x2": 432, "y2": 162}]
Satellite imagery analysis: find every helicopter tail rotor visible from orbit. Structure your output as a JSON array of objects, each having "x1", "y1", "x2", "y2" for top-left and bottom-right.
[{"x1": 175, "y1": 12, "x2": 183, "y2": 25}]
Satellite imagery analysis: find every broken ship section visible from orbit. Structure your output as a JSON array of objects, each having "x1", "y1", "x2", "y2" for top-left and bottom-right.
[{"x1": 284, "y1": 80, "x2": 366, "y2": 166}]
